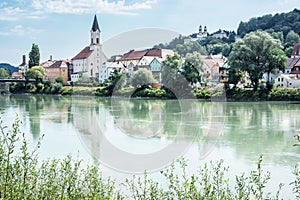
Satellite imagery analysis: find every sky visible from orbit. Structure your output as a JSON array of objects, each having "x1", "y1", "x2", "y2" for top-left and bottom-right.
[{"x1": 0, "y1": 0, "x2": 300, "y2": 66}]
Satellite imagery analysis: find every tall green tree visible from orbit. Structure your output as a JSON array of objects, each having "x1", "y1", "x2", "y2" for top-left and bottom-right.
[
  {"x1": 25, "y1": 66, "x2": 45, "y2": 83},
  {"x1": 161, "y1": 53, "x2": 193, "y2": 98},
  {"x1": 229, "y1": 31, "x2": 286, "y2": 91},
  {"x1": 0, "y1": 68, "x2": 9, "y2": 78},
  {"x1": 182, "y1": 52, "x2": 203, "y2": 84},
  {"x1": 28, "y1": 44, "x2": 40, "y2": 68}
]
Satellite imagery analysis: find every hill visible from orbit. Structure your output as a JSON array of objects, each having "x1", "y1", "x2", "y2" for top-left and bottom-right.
[{"x1": 237, "y1": 8, "x2": 300, "y2": 38}]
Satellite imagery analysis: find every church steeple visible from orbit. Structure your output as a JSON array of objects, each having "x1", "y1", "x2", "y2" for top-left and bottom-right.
[
  {"x1": 90, "y1": 15, "x2": 101, "y2": 45},
  {"x1": 91, "y1": 15, "x2": 100, "y2": 32}
]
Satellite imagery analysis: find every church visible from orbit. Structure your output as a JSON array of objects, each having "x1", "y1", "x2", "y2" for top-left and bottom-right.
[{"x1": 71, "y1": 15, "x2": 107, "y2": 81}]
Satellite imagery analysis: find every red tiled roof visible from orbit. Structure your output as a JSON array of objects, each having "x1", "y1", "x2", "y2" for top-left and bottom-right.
[
  {"x1": 145, "y1": 49, "x2": 162, "y2": 57},
  {"x1": 118, "y1": 49, "x2": 164, "y2": 61},
  {"x1": 72, "y1": 46, "x2": 93, "y2": 60},
  {"x1": 118, "y1": 50, "x2": 148, "y2": 61}
]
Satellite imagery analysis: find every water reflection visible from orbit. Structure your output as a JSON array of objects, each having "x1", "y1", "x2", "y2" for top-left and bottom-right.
[{"x1": 0, "y1": 95, "x2": 299, "y2": 169}]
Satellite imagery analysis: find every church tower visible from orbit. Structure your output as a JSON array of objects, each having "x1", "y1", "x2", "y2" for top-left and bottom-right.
[{"x1": 90, "y1": 15, "x2": 101, "y2": 45}]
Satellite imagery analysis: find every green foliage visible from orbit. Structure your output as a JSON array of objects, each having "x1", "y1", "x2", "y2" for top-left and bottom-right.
[
  {"x1": 130, "y1": 69, "x2": 155, "y2": 88},
  {"x1": 0, "y1": 68, "x2": 9, "y2": 78},
  {"x1": 75, "y1": 76, "x2": 98, "y2": 87},
  {"x1": 175, "y1": 41, "x2": 207, "y2": 56},
  {"x1": 153, "y1": 35, "x2": 187, "y2": 49},
  {"x1": 229, "y1": 31, "x2": 287, "y2": 91},
  {"x1": 285, "y1": 30, "x2": 300, "y2": 48},
  {"x1": 60, "y1": 86, "x2": 74, "y2": 95},
  {"x1": 55, "y1": 76, "x2": 64, "y2": 84},
  {"x1": 161, "y1": 54, "x2": 193, "y2": 98},
  {"x1": 237, "y1": 9, "x2": 300, "y2": 38},
  {"x1": 291, "y1": 165, "x2": 300, "y2": 199},
  {"x1": 0, "y1": 114, "x2": 123, "y2": 199},
  {"x1": 9, "y1": 82, "x2": 25, "y2": 93},
  {"x1": 25, "y1": 66, "x2": 45, "y2": 83},
  {"x1": 28, "y1": 43, "x2": 40, "y2": 68}
]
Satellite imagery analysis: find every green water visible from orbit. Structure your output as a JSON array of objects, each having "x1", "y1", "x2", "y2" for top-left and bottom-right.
[{"x1": 0, "y1": 94, "x2": 299, "y2": 198}]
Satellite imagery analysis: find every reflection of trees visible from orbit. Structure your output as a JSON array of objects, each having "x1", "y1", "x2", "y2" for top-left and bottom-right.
[
  {"x1": 223, "y1": 102, "x2": 300, "y2": 164},
  {"x1": 8, "y1": 95, "x2": 73, "y2": 140}
]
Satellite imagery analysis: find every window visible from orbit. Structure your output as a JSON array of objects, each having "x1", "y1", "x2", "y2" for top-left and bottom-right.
[
  {"x1": 96, "y1": 38, "x2": 99, "y2": 44},
  {"x1": 278, "y1": 78, "x2": 280, "y2": 82},
  {"x1": 281, "y1": 78, "x2": 283, "y2": 82}
]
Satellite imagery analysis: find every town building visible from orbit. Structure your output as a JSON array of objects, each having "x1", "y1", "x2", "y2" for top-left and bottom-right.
[
  {"x1": 184, "y1": 25, "x2": 208, "y2": 43},
  {"x1": 200, "y1": 54, "x2": 226, "y2": 82},
  {"x1": 45, "y1": 60, "x2": 69, "y2": 84},
  {"x1": 274, "y1": 74, "x2": 300, "y2": 88},
  {"x1": 117, "y1": 48, "x2": 174, "y2": 83},
  {"x1": 71, "y1": 15, "x2": 107, "y2": 81}
]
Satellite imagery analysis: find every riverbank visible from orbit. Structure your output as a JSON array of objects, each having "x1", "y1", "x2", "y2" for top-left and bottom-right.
[{"x1": 9, "y1": 82, "x2": 300, "y2": 101}]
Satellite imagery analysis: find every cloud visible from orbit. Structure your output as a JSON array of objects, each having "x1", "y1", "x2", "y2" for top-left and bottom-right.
[
  {"x1": 0, "y1": 0, "x2": 157, "y2": 21},
  {"x1": 31, "y1": 0, "x2": 157, "y2": 15},
  {"x1": 0, "y1": 25, "x2": 43, "y2": 36}
]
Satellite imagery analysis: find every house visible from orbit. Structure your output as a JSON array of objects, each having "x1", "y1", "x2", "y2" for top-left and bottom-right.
[
  {"x1": 12, "y1": 55, "x2": 28, "y2": 79},
  {"x1": 72, "y1": 15, "x2": 107, "y2": 81},
  {"x1": 200, "y1": 54, "x2": 226, "y2": 82},
  {"x1": 45, "y1": 60, "x2": 69, "y2": 84},
  {"x1": 219, "y1": 62, "x2": 230, "y2": 83},
  {"x1": 99, "y1": 62, "x2": 124, "y2": 83},
  {"x1": 285, "y1": 43, "x2": 300, "y2": 75},
  {"x1": 274, "y1": 74, "x2": 300, "y2": 88},
  {"x1": 117, "y1": 48, "x2": 173, "y2": 82},
  {"x1": 211, "y1": 29, "x2": 228, "y2": 39}
]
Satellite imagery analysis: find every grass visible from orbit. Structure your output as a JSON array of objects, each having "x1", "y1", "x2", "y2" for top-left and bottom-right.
[{"x1": 0, "y1": 114, "x2": 300, "y2": 199}]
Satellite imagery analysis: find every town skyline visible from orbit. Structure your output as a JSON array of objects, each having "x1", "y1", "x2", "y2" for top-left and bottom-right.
[{"x1": 1, "y1": 0, "x2": 300, "y2": 65}]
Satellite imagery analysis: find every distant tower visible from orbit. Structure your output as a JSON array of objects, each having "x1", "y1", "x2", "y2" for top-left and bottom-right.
[
  {"x1": 90, "y1": 15, "x2": 101, "y2": 45},
  {"x1": 204, "y1": 26, "x2": 207, "y2": 33},
  {"x1": 199, "y1": 25, "x2": 202, "y2": 33}
]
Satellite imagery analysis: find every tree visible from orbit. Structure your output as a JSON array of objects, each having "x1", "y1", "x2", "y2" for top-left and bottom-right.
[
  {"x1": 25, "y1": 66, "x2": 45, "y2": 83},
  {"x1": 265, "y1": 48, "x2": 287, "y2": 90},
  {"x1": 228, "y1": 68, "x2": 243, "y2": 88},
  {"x1": 161, "y1": 53, "x2": 193, "y2": 98},
  {"x1": 228, "y1": 31, "x2": 286, "y2": 91},
  {"x1": 0, "y1": 68, "x2": 9, "y2": 78},
  {"x1": 285, "y1": 30, "x2": 300, "y2": 48},
  {"x1": 29, "y1": 44, "x2": 40, "y2": 68},
  {"x1": 55, "y1": 76, "x2": 64, "y2": 84},
  {"x1": 182, "y1": 52, "x2": 203, "y2": 84},
  {"x1": 130, "y1": 68, "x2": 154, "y2": 88}
]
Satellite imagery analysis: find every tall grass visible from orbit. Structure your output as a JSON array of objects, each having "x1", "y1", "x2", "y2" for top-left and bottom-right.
[{"x1": 0, "y1": 114, "x2": 299, "y2": 199}]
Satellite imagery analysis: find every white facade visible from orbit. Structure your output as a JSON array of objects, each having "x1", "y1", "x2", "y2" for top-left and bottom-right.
[
  {"x1": 71, "y1": 15, "x2": 106, "y2": 80},
  {"x1": 274, "y1": 74, "x2": 300, "y2": 88},
  {"x1": 99, "y1": 62, "x2": 123, "y2": 83}
]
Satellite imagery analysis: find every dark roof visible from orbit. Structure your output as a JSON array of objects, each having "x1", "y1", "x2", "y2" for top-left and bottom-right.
[
  {"x1": 91, "y1": 15, "x2": 100, "y2": 32},
  {"x1": 292, "y1": 43, "x2": 300, "y2": 57},
  {"x1": 118, "y1": 49, "x2": 163, "y2": 61},
  {"x1": 48, "y1": 60, "x2": 67, "y2": 68},
  {"x1": 0, "y1": 63, "x2": 19, "y2": 75},
  {"x1": 288, "y1": 57, "x2": 300, "y2": 69},
  {"x1": 72, "y1": 46, "x2": 93, "y2": 60}
]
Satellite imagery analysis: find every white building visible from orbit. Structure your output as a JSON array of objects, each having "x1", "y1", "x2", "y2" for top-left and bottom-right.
[
  {"x1": 99, "y1": 62, "x2": 124, "y2": 83},
  {"x1": 72, "y1": 15, "x2": 107, "y2": 81},
  {"x1": 274, "y1": 74, "x2": 300, "y2": 88}
]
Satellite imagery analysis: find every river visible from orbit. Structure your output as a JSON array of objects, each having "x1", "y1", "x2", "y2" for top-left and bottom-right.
[{"x1": 0, "y1": 94, "x2": 299, "y2": 199}]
